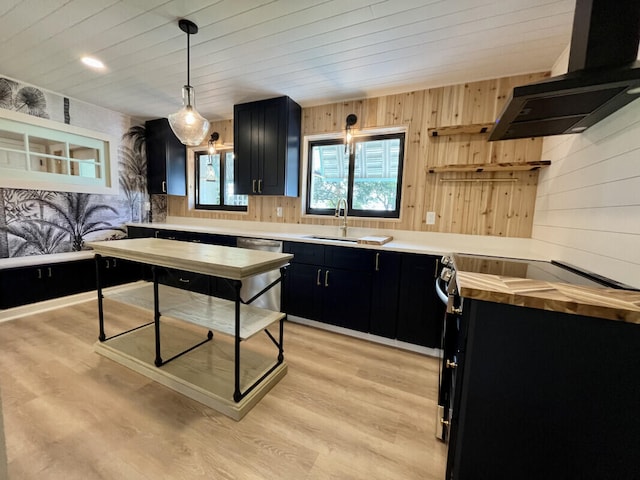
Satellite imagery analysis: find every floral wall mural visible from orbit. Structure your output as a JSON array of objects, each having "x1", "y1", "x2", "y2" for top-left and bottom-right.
[{"x1": 0, "y1": 75, "x2": 148, "y2": 259}]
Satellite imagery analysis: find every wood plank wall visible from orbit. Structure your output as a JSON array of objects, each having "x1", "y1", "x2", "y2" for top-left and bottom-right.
[{"x1": 168, "y1": 72, "x2": 549, "y2": 238}]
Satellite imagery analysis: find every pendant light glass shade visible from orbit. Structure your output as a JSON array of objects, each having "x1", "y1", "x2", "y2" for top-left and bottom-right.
[
  {"x1": 168, "y1": 19, "x2": 210, "y2": 146},
  {"x1": 168, "y1": 85, "x2": 209, "y2": 146}
]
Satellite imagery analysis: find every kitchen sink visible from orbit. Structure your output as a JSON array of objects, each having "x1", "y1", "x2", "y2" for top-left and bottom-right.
[{"x1": 304, "y1": 235, "x2": 359, "y2": 243}]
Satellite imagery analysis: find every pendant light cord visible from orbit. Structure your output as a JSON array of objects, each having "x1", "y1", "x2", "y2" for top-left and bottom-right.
[{"x1": 186, "y1": 29, "x2": 190, "y2": 87}]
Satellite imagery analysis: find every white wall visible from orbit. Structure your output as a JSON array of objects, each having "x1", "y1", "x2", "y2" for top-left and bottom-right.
[{"x1": 532, "y1": 48, "x2": 640, "y2": 288}]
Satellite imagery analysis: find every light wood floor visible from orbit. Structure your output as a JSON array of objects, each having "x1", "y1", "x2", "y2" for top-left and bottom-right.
[{"x1": 0, "y1": 299, "x2": 447, "y2": 479}]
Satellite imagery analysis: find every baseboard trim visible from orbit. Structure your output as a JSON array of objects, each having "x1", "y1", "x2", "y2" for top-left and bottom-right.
[
  {"x1": 287, "y1": 315, "x2": 441, "y2": 357},
  {"x1": 0, "y1": 281, "x2": 147, "y2": 324}
]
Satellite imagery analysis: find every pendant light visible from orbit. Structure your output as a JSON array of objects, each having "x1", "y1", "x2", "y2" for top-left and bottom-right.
[
  {"x1": 168, "y1": 19, "x2": 210, "y2": 146},
  {"x1": 344, "y1": 114, "x2": 357, "y2": 155}
]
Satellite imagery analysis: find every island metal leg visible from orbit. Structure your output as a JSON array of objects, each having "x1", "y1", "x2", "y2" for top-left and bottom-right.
[
  {"x1": 95, "y1": 254, "x2": 106, "y2": 342},
  {"x1": 152, "y1": 265, "x2": 163, "y2": 367},
  {"x1": 230, "y1": 265, "x2": 287, "y2": 403},
  {"x1": 233, "y1": 279, "x2": 242, "y2": 403},
  {"x1": 94, "y1": 254, "x2": 154, "y2": 342}
]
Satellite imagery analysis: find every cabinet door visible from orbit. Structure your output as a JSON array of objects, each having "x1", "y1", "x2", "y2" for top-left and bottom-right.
[
  {"x1": 54, "y1": 260, "x2": 96, "y2": 298},
  {"x1": 282, "y1": 262, "x2": 323, "y2": 320},
  {"x1": 145, "y1": 118, "x2": 186, "y2": 195},
  {"x1": 233, "y1": 96, "x2": 300, "y2": 197},
  {"x1": 0, "y1": 266, "x2": 48, "y2": 308},
  {"x1": 260, "y1": 97, "x2": 284, "y2": 195},
  {"x1": 322, "y1": 267, "x2": 372, "y2": 332},
  {"x1": 370, "y1": 251, "x2": 402, "y2": 338},
  {"x1": 233, "y1": 103, "x2": 259, "y2": 195},
  {"x1": 396, "y1": 253, "x2": 443, "y2": 348},
  {"x1": 99, "y1": 258, "x2": 143, "y2": 287}
]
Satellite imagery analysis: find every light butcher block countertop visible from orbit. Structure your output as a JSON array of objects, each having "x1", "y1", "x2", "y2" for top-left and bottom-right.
[
  {"x1": 87, "y1": 238, "x2": 293, "y2": 280},
  {"x1": 455, "y1": 271, "x2": 640, "y2": 324}
]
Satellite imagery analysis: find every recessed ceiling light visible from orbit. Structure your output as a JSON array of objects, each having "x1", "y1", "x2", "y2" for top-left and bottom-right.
[{"x1": 81, "y1": 56, "x2": 105, "y2": 69}]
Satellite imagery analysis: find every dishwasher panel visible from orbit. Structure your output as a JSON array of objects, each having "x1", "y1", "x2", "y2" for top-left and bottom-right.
[{"x1": 236, "y1": 237, "x2": 283, "y2": 311}]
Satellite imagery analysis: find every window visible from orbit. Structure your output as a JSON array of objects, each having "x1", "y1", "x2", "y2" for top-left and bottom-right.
[
  {"x1": 195, "y1": 150, "x2": 248, "y2": 211},
  {"x1": 0, "y1": 108, "x2": 117, "y2": 194},
  {"x1": 306, "y1": 132, "x2": 405, "y2": 218}
]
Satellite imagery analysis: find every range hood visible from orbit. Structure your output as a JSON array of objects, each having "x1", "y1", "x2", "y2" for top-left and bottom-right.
[{"x1": 489, "y1": 0, "x2": 640, "y2": 141}]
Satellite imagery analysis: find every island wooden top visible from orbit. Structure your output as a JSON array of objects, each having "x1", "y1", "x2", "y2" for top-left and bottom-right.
[
  {"x1": 455, "y1": 271, "x2": 640, "y2": 324},
  {"x1": 87, "y1": 238, "x2": 293, "y2": 280}
]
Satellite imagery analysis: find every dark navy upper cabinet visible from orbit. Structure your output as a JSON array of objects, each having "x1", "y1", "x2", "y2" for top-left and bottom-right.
[
  {"x1": 234, "y1": 96, "x2": 301, "y2": 196},
  {"x1": 145, "y1": 118, "x2": 186, "y2": 196}
]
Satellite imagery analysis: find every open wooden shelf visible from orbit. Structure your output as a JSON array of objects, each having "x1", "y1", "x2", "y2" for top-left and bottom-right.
[
  {"x1": 427, "y1": 160, "x2": 551, "y2": 174},
  {"x1": 105, "y1": 282, "x2": 284, "y2": 340},
  {"x1": 427, "y1": 122, "x2": 495, "y2": 137}
]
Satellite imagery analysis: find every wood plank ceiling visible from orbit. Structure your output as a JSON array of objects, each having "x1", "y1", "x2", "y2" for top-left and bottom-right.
[{"x1": 0, "y1": 0, "x2": 575, "y2": 122}]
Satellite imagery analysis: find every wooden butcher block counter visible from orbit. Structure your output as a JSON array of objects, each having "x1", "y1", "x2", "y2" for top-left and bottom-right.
[
  {"x1": 88, "y1": 237, "x2": 293, "y2": 279},
  {"x1": 454, "y1": 271, "x2": 640, "y2": 323}
]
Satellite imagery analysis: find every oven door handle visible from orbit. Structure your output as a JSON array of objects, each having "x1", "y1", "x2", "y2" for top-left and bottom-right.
[{"x1": 435, "y1": 277, "x2": 449, "y2": 305}]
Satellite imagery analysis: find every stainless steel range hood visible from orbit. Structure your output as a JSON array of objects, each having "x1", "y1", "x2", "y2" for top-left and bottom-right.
[{"x1": 489, "y1": 0, "x2": 640, "y2": 141}]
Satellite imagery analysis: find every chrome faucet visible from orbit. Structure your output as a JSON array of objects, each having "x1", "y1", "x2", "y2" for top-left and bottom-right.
[{"x1": 335, "y1": 198, "x2": 348, "y2": 237}]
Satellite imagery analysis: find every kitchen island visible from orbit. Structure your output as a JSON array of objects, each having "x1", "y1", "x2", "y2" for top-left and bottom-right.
[
  {"x1": 441, "y1": 257, "x2": 640, "y2": 479},
  {"x1": 88, "y1": 238, "x2": 293, "y2": 420}
]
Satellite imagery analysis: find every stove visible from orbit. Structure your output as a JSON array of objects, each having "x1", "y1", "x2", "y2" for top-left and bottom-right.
[
  {"x1": 434, "y1": 253, "x2": 630, "y2": 444},
  {"x1": 452, "y1": 254, "x2": 625, "y2": 288}
]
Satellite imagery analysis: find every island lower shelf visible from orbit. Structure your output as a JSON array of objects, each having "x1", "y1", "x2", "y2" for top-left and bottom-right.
[
  {"x1": 105, "y1": 282, "x2": 285, "y2": 340},
  {"x1": 97, "y1": 281, "x2": 288, "y2": 420},
  {"x1": 94, "y1": 311, "x2": 287, "y2": 421}
]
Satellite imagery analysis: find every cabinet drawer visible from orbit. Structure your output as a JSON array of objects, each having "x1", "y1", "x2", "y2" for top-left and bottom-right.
[
  {"x1": 283, "y1": 241, "x2": 325, "y2": 265},
  {"x1": 324, "y1": 245, "x2": 375, "y2": 271},
  {"x1": 157, "y1": 268, "x2": 210, "y2": 295}
]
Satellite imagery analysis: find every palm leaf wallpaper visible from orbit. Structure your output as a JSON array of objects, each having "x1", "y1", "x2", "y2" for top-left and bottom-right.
[{"x1": 0, "y1": 76, "x2": 151, "y2": 259}]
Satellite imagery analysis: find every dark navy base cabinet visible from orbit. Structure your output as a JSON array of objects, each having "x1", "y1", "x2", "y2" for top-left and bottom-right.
[{"x1": 448, "y1": 299, "x2": 640, "y2": 480}]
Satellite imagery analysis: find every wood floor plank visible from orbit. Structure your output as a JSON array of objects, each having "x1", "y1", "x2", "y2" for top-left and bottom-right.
[{"x1": 0, "y1": 299, "x2": 447, "y2": 479}]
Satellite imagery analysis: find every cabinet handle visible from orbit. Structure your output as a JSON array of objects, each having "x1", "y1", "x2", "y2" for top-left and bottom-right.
[
  {"x1": 112, "y1": 259, "x2": 117, "y2": 268},
  {"x1": 258, "y1": 179, "x2": 262, "y2": 193},
  {"x1": 252, "y1": 179, "x2": 257, "y2": 193},
  {"x1": 324, "y1": 270, "x2": 330, "y2": 287},
  {"x1": 48, "y1": 267, "x2": 52, "y2": 278},
  {"x1": 179, "y1": 278, "x2": 190, "y2": 283},
  {"x1": 375, "y1": 253, "x2": 380, "y2": 272},
  {"x1": 162, "y1": 180, "x2": 166, "y2": 193},
  {"x1": 316, "y1": 269, "x2": 322, "y2": 286},
  {"x1": 37, "y1": 268, "x2": 42, "y2": 279},
  {"x1": 434, "y1": 258, "x2": 440, "y2": 278},
  {"x1": 105, "y1": 260, "x2": 110, "y2": 269}
]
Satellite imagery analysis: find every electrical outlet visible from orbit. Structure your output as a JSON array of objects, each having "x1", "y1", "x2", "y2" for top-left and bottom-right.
[
  {"x1": 144, "y1": 201, "x2": 151, "y2": 212},
  {"x1": 426, "y1": 211, "x2": 436, "y2": 225},
  {"x1": 276, "y1": 207, "x2": 283, "y2": 217}
]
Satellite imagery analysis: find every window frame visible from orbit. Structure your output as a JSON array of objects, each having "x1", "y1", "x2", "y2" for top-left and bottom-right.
[
  {"x1": 0, "y1": 108, "x2": 117, "y2": 195},
  {"x1": 305, "y1": 131, "x2": 405, "y2": 219},
  {"x1": 194, "y1": 149, "x2": 248, "y2": 212}
]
